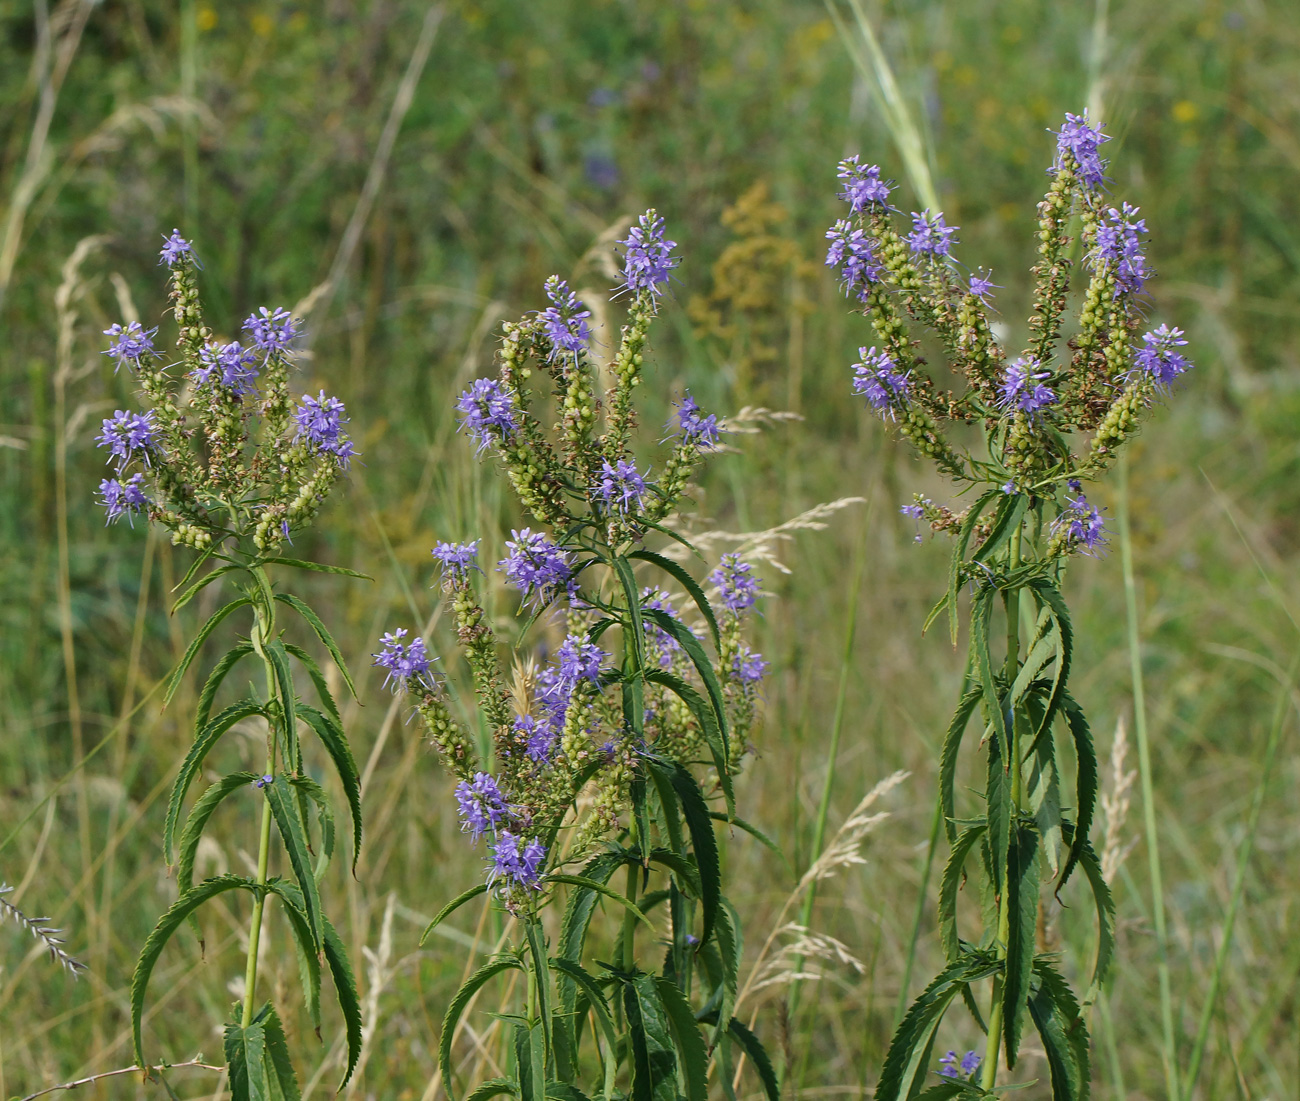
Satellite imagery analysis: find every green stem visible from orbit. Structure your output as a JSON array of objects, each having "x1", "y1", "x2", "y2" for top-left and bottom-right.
[
  {"x1": 620, "y1": 860, "x2": 640, "y2": 973},
  {"x1": 981, "y1": 524, "x2": 1023, "y2": 1091},
  {"x1": 1118, "y1": 455, "x2": 1180, "y2": 1101},
  {"x1": 241, "y1": 600, "x2": 279, "y2": 1028}
]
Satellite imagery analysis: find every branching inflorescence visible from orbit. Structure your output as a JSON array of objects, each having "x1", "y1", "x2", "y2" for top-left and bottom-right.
[
  {"x1": 386, "y1": 211, "x2": 779, "y2": 1099},
  {"x1": 829, "y1": 117, "x2": 1193, "y2": 1098},
  {"x1": 105, "y1": 233, "x2": 366, "y2": 1096}
]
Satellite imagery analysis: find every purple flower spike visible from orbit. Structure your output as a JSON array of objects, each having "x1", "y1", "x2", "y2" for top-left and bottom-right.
[
  {"x1": 906, "y1": 210, "x2": 958, "y2": 260},
  {"x1": 673, "y1": 392, "x2": 721, "y2": 450},
  {"x1": 456, "y1": 378, "x2": 518, "y2": 455},
  {"x1": 1093, "y1": 203, "x2": 1150, "y2": 296},
  {"x1": 159, "y1": 230, "x2": 193, "y2": 266},
  {"x1": 516, "y1": 714, "x2": 558, "y2": 764},
  {"x1": 825, "y1": 219, "x2": 882, "y2": 302},
  {"x1": 1132, "y1": 324, "x2": 1192, "y2": 389},
  {"x1": 968, "y1": 271, "x2": 1000, "y2": 301},
  {"x1": 372, "y1": 627, "x2": 438, "y2": 693},
  {"x1": 732, "y1": 644, "x2": 769, "y2": 685},
  {"x1": 900, "y1": 503, "x2": 925, "y2": 520},
  {"x1": 709, "y1": 553, "x2": 761, "y2": 616},
  {"x1": 498, "y1": 528, "x2": 573, "y2": 608},
  {"x1": 98, "y1": 473, "x2": 149, "y2": 525},
  {"x1": 593, "y1": 458, "x2": 648, "y2": 515},
  {"x1": 242, "y1": 306, "x2": 298, "y2": 352},
  {"x1": 1054, "y1": 111, "x2": 1110, "y2": 190},
  {"x1": 489, "y1": 830, "x2": 545, "y2": 889},
  {"x1": 293, "y1": 391, "x2": 355, "y2": 468},
  {"x1": 103, "y1": 322, "x2": 159, "y2": 370},
  {"x1": 193, "y1": 341, "x2": 260, "y2": 395},
  {"x1": 836, "y1": 156, "x2": 893, "y2": 212},
  {"x1": 851, "y1": 346, "x2": 912, "y2": 421},
  {"x1": 432, "y1": 539, "x2": 482, "y2": 583},
  {"x1": 96, "y1": 410, "x2": 157, "y2": 470},
  {"x1": 999, "y1": 357, "x2": 1057, "y2": 415},
  {"x1": 456, "y1": 772, "x2": 510, "y2": 843},
  {"x1": 539, "y1": 276, "x2": 592, "y2": 358},
  {"x1": 1052, "y1": 491, "x2": 1108, "y2": 556},
  {"x1": 618, "y1": 210, "x2": 679, "y2": 297},
  {"x1": 556, "y1": 634, "x2": 607, "y2": 691}
]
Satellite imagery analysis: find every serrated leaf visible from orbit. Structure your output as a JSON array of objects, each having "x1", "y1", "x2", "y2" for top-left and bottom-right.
[
  {"x1": 296, "y1": 703, "x2": 362, "y2": 873},
  {"x1": 986, "y1": 732, "x2": 1011, "y2": 900},
  {"x1": 551, "y1": 958, "x2": 618, "y2": 1100},
  {"x1": 514, "y1": 1020, "x2": 545, "y2": 1101},
  {"x1": 321, "y1": 914, "x2": 363, "y2": 1090},
  {"x1": 1062, "y1": 826, "x2": 1115, "y2": 1002},
  {"x1": 1028, "y1": 958, "x2": 1090, "y2": 1101},
  {"x1": 260, "y1": 1004, "x2": 302, "y2": 1101},
  {"x1": 939, "y1": 687, "x2": 983, "y2": 846},
  {"x1": 196, "y1": 641, "x2": 256, "y2": 732},
  {"x1": 165, "y1": 597, "x2": 254, "y2": 707},
  {"x1": 642, "y1": 608, "x2": 730, "y2": 752},
  {"x1": 176, "y1": 772, "x2": 258, "y2": 900},
  {"x1": 949, "y1": 490, "x2": 997, "y2": 645},
  {"x1": 668, "y1": 763, "x2": 720, "y2": 947},
  {"x1": 656, "y1": 977, "x2": 709, "y2": 1101},
  {"x1": 646, "y1": 758, "x2": 685, "y2": 855},
  {"x1": 544, "y1": 875, "x2": 654, "y2": 929},
  {"x1": 283, "y1": 642, "x2": 340, "y2": 722},
  {"x1": 287, "y1": 774, "x2": 336, "y2": 881},
  {"x1": 1003, "y1": 826, "x2": 1040, "y2": 1068},
  {"x1": 711, "y1": 901, "x2": 741, "y2": 1044},
  {"x1": 274, "y1": 593, "x2": 359, "y2": 701},
  {"x1": 629, "y1": 548, "x2": 721, "y2": 647},
  {"x1": 441, "y1": 957, "x2": 526, "y2": 1101},
  {"x1": 1028, "y1": 581, "x2": 1074, "y2": 739},
  {"x1": 271, "y1": 882, "x2": 322, "y2": 1035},
  {"x1": 648, "y1": 848, "x2": 703, "y2": 897},
  {"x1": 265, "y1": 776, "x2": 322, "y2": 950},
  {"x1": 421, "y1": 884, "x2": 489, "y2": 945},
  {"x1": 266, "y1": 641, "x2": 299, "y2": 770},
  {"x1": 164, "y1": 699, "x2": 264, "y2": 864},
  {"x1": 644, "y1": 668, "x2": 734, "y2": 815},
  {"x1": 259, "y1": 556, "x2": 373, "y2": 580},
  {"x1": 938, "y1": 823, "x2": 986, "y2": 964},
  {"x1": 706, "y1": 811, "x2": 788, "y2": 867},
  {"x1": 171, "y1": 562, "x2": 244, "y2": 615},
  {"x1": 972, "y1": 491, "x2": 1029, "y2": 567},
  {"x1": 622, "y1": 973, "x2": 677, "y2": 1101},
  {"x1": 970, "y1": 588, "x2": 1007, "y2": 758},
  {"x1": 612, "y1": 555, "x2": 648, "y2": 673},
  {"x1": 726, "y1": 1017, "x2": 779, "y2": 1101},
  {"x1": 556, "y1": 850, "x2": 626, "y2": 1038},
  {"x1": 1057, "y1": 694, "x2": 1097, "y2": 891},
  {"x1": 465, "y1": 1079, "x2": 520, "y2": 1101},
  {"x1": 1026, "y1": 735, "x2": 1062, "y2": 878},
  {"x1": 524, "y1": 922, "x2": 552, "y2": 1071}
]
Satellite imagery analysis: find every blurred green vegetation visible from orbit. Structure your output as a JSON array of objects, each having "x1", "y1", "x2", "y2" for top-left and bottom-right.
[{"x1": 2, "y1": 0, "x2": 1299, "y2": 1097}]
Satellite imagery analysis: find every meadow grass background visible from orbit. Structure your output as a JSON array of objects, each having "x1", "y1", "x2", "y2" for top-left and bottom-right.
[{"x1": 2, "y1": 1, "x2": 1300, "y2": 1097}]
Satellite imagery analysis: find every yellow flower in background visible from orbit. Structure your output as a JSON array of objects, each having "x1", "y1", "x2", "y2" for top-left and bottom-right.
[
  {"x1": 1173, "y1": 100, "x2": 1198, "y2": 123},
  {"x1": 252, "y1": 12, "x2": 274, "y2": 36},
  {"x1": 196, "y1": 6, "x2": 217, "y2": 31}
]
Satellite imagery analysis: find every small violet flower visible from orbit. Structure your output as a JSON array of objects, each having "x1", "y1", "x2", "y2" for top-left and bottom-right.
[
  {"x1": 968, "y1": 271, "x2": 999, "y2": 302},
  {"x1": 158, "y1": 229, "x2": 193, "y2": 266},
  {"x1": 1133, "y1": 324, "x2": 1192, "y2": 389},
  {"x1": 642, "y1": 587, "x2": 688, "y2": 667},
  {"x1": 1052, "y1": 491, "x2": 1108, "y2": 556},
  {"x1": 498, "y1": 528, "x2": 573, "y2": 608},
  {"x1": 372, "y1": 628, "x2": 437, "y2": 693},
  {"x1": 732, "y1": 644, "x2": 769, "y2": 685},
  {"x1": 98, "y1": 473, "x2": 149, "y2": 525},
  {"x1": 593, "y1": 458, "x2": 649, "y2": 516},
  {"x1": 836, "y1": 156, "x2": 893, "y2": 212},
  {"x1": 294, "y1": 391, "x2": 356, "y2": 468},
  {"x1": 432, "y1": 539, "x2": 481, "y2": 584},
  {"x1": 999, "y1": 357, "x2": 1057, "y2": 415},
  {"x1": 1054, "y1": 111, "x2": 1110, "y2": 190},
  {"x1": 456, "y1": 377, "x2": 518, "y2": 455},
  {"x1": 242, "y1": 306, "x2": 298, "y2": 353},
  {"x1": 556, "y1": 634, "x2": 607, "y2": 691},
  {"x1": 618, "y1": 210, "x2": 679, "y2": 297},
  {"x1": 906, "y1": 210, "x2": 958, "y2": 260},
  {"x1": 674, "y1": 391, "x2": 722, "y2": 450},
  {"x1": 516, "y1": 714, "x2": 558, "y2": 765},
  {"x1": 1094, "y1": 203, "x2": 1150, "y2": 297},
  {"x1": 825, "y1": 219, "x2": 882, "y2": 302},
  {"x1": 96, "y1": 410, "x2": 157, "y2": 470},
  {"x1": 489, "y1": 830, "x2": 546, "y2": 890},
  {"x1": 193, "y1": 341, "x2": 259, "y2": 395},
  {"x1": 456, "y1": 772, "x2": 510, "y2": 843},
  {"x1": 852, "y1": 346, "x2": 912, "y2": 420},
  {"x1": 938, "y1": 1050, "x2": 982, "y2": 1080},
  {"x1": 709, "y1": 553, "x2": 761, "y2": 616},
  {"x1": 539, "y1": 276, "x2": 592, "y2": 358},
  {"x1": 102, "y1": 322, "x2": 159, "y2": 370}
]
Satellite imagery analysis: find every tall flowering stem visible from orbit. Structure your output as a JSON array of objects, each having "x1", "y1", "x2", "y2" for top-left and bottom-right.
[
  {"x1": 403, "y1": 214, "x2": 777, "y2": 1099},
  {"x1": 108, "y1": 236, "x2": 365, "y2": 1095},
  {"x1": 828, "y1": 120, "x2": 1193, "y2": 1098}
]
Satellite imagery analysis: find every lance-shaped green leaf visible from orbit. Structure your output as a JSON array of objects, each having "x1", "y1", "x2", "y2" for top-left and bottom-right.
[
  {"x1": 544, "y1": 1084, "x2": 592, "y2": 1101},
  {"x1": 224, "y1": 1015, "x2": 268, "y2": 1101},
  {"x1": 1003, "y1": 825, "x2": 1040, "y2": 1068},
  {"x1": 647, "y1": 848, "x2": 703, "y2": 898},
  {"x1": 171, "y1": 562, "x2": 244, "y2": 616},
  {"x1": 938, "y1": 822, "x2": 986, "y2": 964},
  {"x1": 260, "y1": 1004, "x2": 302, "y2": 1101},
  {"x1": 1057, "y1": 693, "x2": 1097, "y2": 890},
  {"x1": 464, "y1": 1079, "x2": 519, "y2": 1101},
  {"x1": 272, "y1": 881, "x2": 323, "y2": 1036},
  {"x1": 938, "y1": 687, "x2": 982, "y2": 845},
  {"x1": 266, "y1": 641, "x2": 298, "y2": 769},
  {"x1": 913, "y1": 1084, "x2": 983, "y2": 1101},
  {"x1": 645, "y1": 668, "x2": 735, "y2": 814},
  {"x1": 707, "y1": 811, "x2": 787, "y2": 866},
  {"x1": 646, "y1": 758, "x2": 686, "y2": 855},
  {"x1": 1028, "y1": 580, "x2": 1074, "y2": 739},
  {"x1": 642, "y1": 609, "x2": 729, "y2": 746},
  {"x1": 629, "y1": 547, "x2": 721, "y2": 647},
  {"x1": 656, "y1": 977, "x2": 709, "y2": 1101},
  {"x1": 296, "y1": 703, "x2": 362, "y2": 873},
  {"x1": 551, "y1": 958, "x2": 619, "y2": 1099},
  {"x1": 164, "y1": 699, "x2": 264, "y2": 864},
  {"x1": 1028, "y1": 957, "x2": 1090, "y2": 1101},
  {"x1": 440, "y1": 957, "x2": 526, "y2": 1101},
  {"x1": 970, "y1": 587, "x2": 1007, "y2": 759},
  {"x1": 259, "y1": 556, "x2": 373, "y2": 580},
  {"x1": 1026, "y1": 729, "x2": 1063, "y2": 878},
  {"x1": 176, "y1": 772, "x2": 259, "y2": 902},
  {"x1": 322, "y1": 914, "x2": 363, "y2": 1090},
  {"x1": 274, "y1": 592, "x2": 359, "y2": 701},
  {"x1": 947, "y1": 490, "x2": 997, "y2": 646},
  {"x1": 421, "y1": 884, "x2": 489, "y2": 946},
  {"x1": 165, "y1": 597, "x2": 254, "y2": 707},
  {"x1": 1059, "y1": 823, "x2": 1116, "y2": 1002},
  {"x1": 544, "y1": 875, "x2": 653, "y2": 929},
  {"x1": 287, "y1": 774, "x2": 336, "y2": 881},
  {"x1": 524, "y1": 922, "x2": 552, "y2": 1074},
  {"x1": 669, "y1": 762, "x2": 720, "y2": 947},
  {"x1": 265, "y1": 776, "x2": 322, "y2": 950},
  {"x1": 726, "y1": 1017, "x2": 779, "y2": 1101},
  {"x1": 622, "y1": 973, "x2": 677, "y2": 1101},
  {"x1": 196, "y1": 641, "x2": 255, "y2": 732},
  {"x1": 283, "y1": 642, "x2": 341, "y2": 722},
  {"x1": 971, "y1": 490, "x2": 1029, "y2": 568},
  {"x1": 711, "y1": 900, "x2": 742, "y2": 1043},
  {"x1": 985, "y1": 731, "x2": 1011, "y2": 900},
  {"x1": 514, "y1": 1020, "x2": 545, "y2": 1101},
  {"x1": 612, "y1": 555, "x2": 648, "y2": 671}
]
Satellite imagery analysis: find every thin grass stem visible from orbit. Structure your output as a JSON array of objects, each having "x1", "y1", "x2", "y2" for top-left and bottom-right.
[{"x1": 1119, "y1": 453, "x2": 1181, "y2": 1101}]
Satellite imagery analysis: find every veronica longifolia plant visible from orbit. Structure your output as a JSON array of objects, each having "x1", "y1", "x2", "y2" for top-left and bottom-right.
[
  {"x1": 383, "y1": 212, "x2": 779, "y2": 1099},
  {"x1": 107, "y1": 233, "x2": 364, "y2": 1094},
  {"x1": 828, "y1": 120, "x2": 1193, "y2": 1097}
]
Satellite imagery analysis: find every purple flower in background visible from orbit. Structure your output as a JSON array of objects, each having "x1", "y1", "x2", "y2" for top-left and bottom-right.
[
  {"x1": 1094, "y1": 203, "x2": 1150, "y2": 296},
  {"x1": 906, "y1": 210, "x2": 958, "y2": 260},
  {"x1": 96, "y1": 410, "x2": 157, "y2": 470},
  {"x1": 456, "y1": 377, "x2": 518, "y2": 455},
  {"x1": 372, "y1": 628, "x2": 437, "y2": 693},
  {"x1": 593, "y1": 458, "x2": 648, "y2": 515},
  {"x1": 102, "y1": 322, "x2": 159, "y2": 370},
  {"x1": 852, "y1": 346, "x2": 912, "y2": 420},
  {"x1": 556, "y1": 634, "x2": 607, "y2": 690},
  {"x1": 584, "y1": 153, "x2": 620, "y2": 190},
  {"x1": 641, "y1": 587, "x2": 688, "y2": 667},
  {"x1": 539, "y1": 276, "x2": 592, "y2": 357},
  {"x1": 432, "y1": 540, "x2": 481, "y2": 583},
  {"x1": 98, "y1": 473, "x2": 148, "y2": 525},
  {"x1": 1052, "y1": 491, "x2": 1108, "y2": 556},
  {"x1": 825, "y1": 219, "x2": 882, "y2": 302},
  {"x1": 489, "y1": 831, "x2": 545, "y2": 889},
  {"x1": 673, "y1": 391, "x2": 722, "y2": 450},
  {"x1": 193, "y1": 341, "x2": 260, "y2": 395},
  {"x1": 732, "y1": 644, "x2": 769, "y2": 685},
  {"x1": 242, "y1": 306, "x2": 298, "y2": 352},
  {"x1": 939, "y1": 1050, "x2": 982, "y2": 1079},
  {"x1": 968, "y1": 271, "x2": 999, "y2": 302},
  {"x1": 836, "y1": 156, "x2": 893, "y2": 212},
  {"x1": 456, "y1": 772, "x2": 510, "y2": 842},
  {"x1": 999, "y1": 357, "x2": 1057, "y2": 415},
  {"x1": 900, "y1": 503, "x2": 925, "y2": 520},
  {"x1": 498, "y1": 528, "x2": 572, "y2": 607},
  {"x1": 710, "y1": 553, "x2": 760, "y2": 616},
  {"x1": 1133, "y1": 324, "x2": 1192, "y2": 389},
  {"x1": 159, "y1": 229, "x2": 193, "y2": 266},
  {"x1": 618, "y1": 210, "x2": 679, "y2": 297},
  {"x1": 1054, "y1": 111, "x2": 1110, "y2": 189},
  {"x1": 294, "y1": 391, "x2": 355, "y2": 467},
  {"x1": 516, "y1": 714, "x2": 558, "y2": 764}
]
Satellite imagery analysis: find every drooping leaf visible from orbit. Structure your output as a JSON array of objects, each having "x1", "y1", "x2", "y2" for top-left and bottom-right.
[
  {"x1": 176, "y1": 771, "x2": 259, "y2": 895},
  {"x1": 441, "y1": 957, "x2": 526, "y2": 1101},
  {"x1": 171, "y1": 562, "x2": 244, "y2": 615},
  {"x1": 948, "y1": 490, "x2": 997, "y2": 646},
  {"x1": 970, "y1": 588, "x2": 1007, "y2": 756},
  {"x1": 465, "y1": 1078, "x2": 520, "y2": 1101},
  {"x1": 647, "y1": 848, "x2": 703, "y2": 898},
  {"x1": 1061, "y1": 825, "x2": 1116, "y2": 1001},
  {"x1": 164, "y1": 699, "x2": 265, "y2": 864},
  {"x1": 706, "y1": 811, "x2": 788, "y2": 867},
  {"x1": 1028, "y1": 957, "x2": 1090, "y2": 1101},
  {"x1": 259, "y1": 556, "x2": 373, "y2": 581},
  {"x1": 622, "y1": 973, "x2": 677, "y2": 1101},
  {"x1": 1028, "y1": 580, "x2": 1074, "y2": 740},
  {"x1": 287, "y1": 774, "x2": 336, "y2": 881},
  {"x1": 524, "y1": 922, "x2": 552, "y2": 1071},
  {"x1": 1058, "y1": 694, "x2": 1097, "y2": 891},
  {"x1": 642, "y1": 609, "x2": 730, "y2": 752},
  {"x1": 556, "y1": 850, "x2": 627, "y2": 1040},
  {"x1": 544, "y1": 875, "x2": 653, "y2": 929},
  {"x1": 939, "y1": 687, "x2": 983, "y2": 845},
  {"x1": 322, "y1": 914, "x2": 363, "y2": 1091},
  {"x1": 196, "y1": 641, "x2": 255, "y2": 732},
  {"x1": 273, "y1": 592, "x2": 359, "y2": 700},
  {"x1": 711, "y1": 901, "x2": 742, "y2": 1043},
  {"x1": 726, "y1": 1017, "x2": 779, "y2": 1101},
  {"x1": 1003, "y1": 825, "x2": 1041, "y2": 1068},
  {"x1": 612, "y1": 555, "x2": 648, "y2": 673},
  {"x1": 282, "y1": 642, "x2": 341, "y2": 722},
  {"x1": 972, "y1": 491, "x2": 1029, "y2": 567},
  {"x1": 629, "y1": 547, "x2": 721, "y2": 647},
  {"x1": 514, "y1": 1020, "x2": 545, "y2": 1101},
  {"x1": 164, "y1": 597, "x2": 254, "y2": 707},
  {"x1": 644, "y1": 668, "x2": 734, "y2": 815},
  {"x1": 294, "y1": 703, "x2": 363, "y2": 873},
  {"x1": 271, "y1": 882, "x2": 322, "y2": 1035},
  {"x1": 266, "y1": 641, "x2": 299, "y2": 770},
  {"x1": 985, "y1": 732, "x2": 1011, "y2": 900},
  {"x1": 259, "y1": 1004, "x2": 303, "y2": 1101},
  {"x1": 421, "y1": 884, "x2": 489, "y2": 945},
  {"x1": 1026, "y1": 731, "x2": 1063, "y2": 878},
  {"x1": 646, "y1": 758, "x2": 685, "y2": 855},
  {"x1": 656, "y1": 977, "x2": 709, "y2": 1101},
  {"x1": 224, "y1": 1016, "x2": 269, "y2": 1101},
  {"x1": 938, "y1": 823, "x2": 986, "y2": 964},
  {"x1": 265, "y1": 776, "x2": 322, "y2": 950},
  {"x1": 551, "y1": 958, "x2": 619, "y2": 1100},
  {"x1": 669, "y1": 762, "x2": 720, "y2": 947}
]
